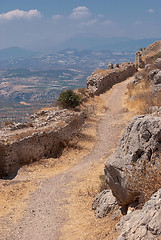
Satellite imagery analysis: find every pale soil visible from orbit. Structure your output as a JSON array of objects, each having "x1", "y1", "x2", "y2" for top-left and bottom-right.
[{"x1": 0, "y1": 77, "x2": 134, "y2": 240}]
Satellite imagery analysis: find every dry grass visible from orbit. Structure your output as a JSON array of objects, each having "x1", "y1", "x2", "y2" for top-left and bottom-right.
[
  {"x1": 61, "y1": 159, "x2": 120, "y2": 240},
  {"x1": 98, "y1": 174, "x2": 109, "y2": 192},
  {"x1": 0, "y1": 180, "x2": 36, "y2": 236},
  {"x1": 126, "y1": 156, "x2": 161, "y2": 207},
  {"x1": 0, "y1": 91, "x2": 108, "y2": 235},
  {"x1": 124, "y1": 69, "x2": 161, "y2": 115},
  {"x1": 124, "y1": 69, "x2": 161, "y2": 206}
]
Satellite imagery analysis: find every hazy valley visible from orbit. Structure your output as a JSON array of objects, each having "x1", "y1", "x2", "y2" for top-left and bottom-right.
[{"x1": 0, "y1": 48, "x2": 134, "y2": 125}]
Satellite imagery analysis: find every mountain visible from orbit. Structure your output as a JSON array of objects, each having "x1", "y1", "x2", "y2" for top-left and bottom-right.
[
  {"x1": 0, "y1": 47, "x2": 37, "y2": 60},
  {"x1": 58, "y1": 37, "x2": 160, "y2": 51},
  {"x1": 105, "y1": 38, "x2": 161, "y2": 51},
  {"x1": 58, "y1": 36, "x2": 131, "y2": 50}
]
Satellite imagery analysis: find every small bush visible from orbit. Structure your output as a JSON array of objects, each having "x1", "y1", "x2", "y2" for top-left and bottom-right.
[
  {"x1": 57, "y1": 89, "x2": 81, "y2": 108},
  {"x1": 3, "y1": 120, "x2": 14, "y2": 126}
]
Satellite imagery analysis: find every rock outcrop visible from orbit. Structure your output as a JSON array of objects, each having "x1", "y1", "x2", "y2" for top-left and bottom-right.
[
  {"x1": 148, "y1": 69, "x2": 160, "y2": 82},
  {"x1": 104, "y1": 115, "x2": 161, "y2": 206},
  {"x1": 147, "y1": 68, "x2": 161, "y2": 92},
  {"x1": 0, "y1": 107, "x2": 86, "y2": 178},
  {"x1": 87, "y1": 62, "x2": 136, "y2": 96},
  {"x1": 153, "y1": 70, "x2": 161, "y2": 92},
  {"x1": 107, "y1": 62, "x2": 114, "y2": 69},
  {"x1": 92, "y1": 190, "x2": 117, "y2": 218},
  {"x1": 116, "y1": 188, "x2": 161, "y2": 240},
  {"x1": 154, "y1": 58, "x2": 161, "y2": 69}
]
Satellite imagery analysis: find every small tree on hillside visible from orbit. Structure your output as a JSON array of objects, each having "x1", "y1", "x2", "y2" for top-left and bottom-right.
[{"x1": 57, "y1": 89, "x2": 81, "y2": 108}]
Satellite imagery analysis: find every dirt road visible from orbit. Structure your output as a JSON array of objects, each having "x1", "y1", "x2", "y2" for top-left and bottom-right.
[{"x1": 1, "y1": 77, "x2": 133, "y2": 240}]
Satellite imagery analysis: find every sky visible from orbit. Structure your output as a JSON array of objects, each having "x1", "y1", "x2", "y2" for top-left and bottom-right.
[{"x1": 0, "y1": 0, "x2": 161, "y2": 50}]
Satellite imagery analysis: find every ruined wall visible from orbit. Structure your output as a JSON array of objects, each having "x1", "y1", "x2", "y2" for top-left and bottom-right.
[
  {"x1": 0, "y1": 108, "x2": 85, "y2": 178},
  {"x1": 87, "y1": 63, "x2": 136, "y2": 96},
  {"x1": 135, "y1": 51, "x2": 145, "y2": 68}
]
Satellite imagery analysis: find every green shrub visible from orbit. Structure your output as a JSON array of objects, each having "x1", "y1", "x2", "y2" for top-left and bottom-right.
[{"x1": 57, "y1": 89, "x2": 81, "y2": 108}]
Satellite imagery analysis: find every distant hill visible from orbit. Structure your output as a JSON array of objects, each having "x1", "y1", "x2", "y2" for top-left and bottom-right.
[
  {"x1": 59, "y1": 37, "x2": 160, "y2": 51},
  {"x1": 105, "y1": 38, "x2": 161, "y2": 51},
  {"x1": 0, "y1": 47, "x2": 36, "y2": 60}
]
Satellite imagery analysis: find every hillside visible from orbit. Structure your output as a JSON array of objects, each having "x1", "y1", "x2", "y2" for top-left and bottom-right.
[
  {"x1": 0, "y1": 41, "x2": 161, "y2": 240},
  {"x1": 0, "y1": 47, "x2": 36, "y2": 60}
]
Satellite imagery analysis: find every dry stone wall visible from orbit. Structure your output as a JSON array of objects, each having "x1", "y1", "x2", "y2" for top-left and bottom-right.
[
  {"x1": 0, "y1": 107, "x2": 85, "y2": 178},
  {"x1": 87, "y1": 63, "x2": 136, "y2": 96}
]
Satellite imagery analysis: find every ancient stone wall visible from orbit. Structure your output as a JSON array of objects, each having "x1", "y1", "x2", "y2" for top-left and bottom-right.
[
  {"x1": 0, "y1": 108, "x2": 85, "y2": 178},
  {"x1": 135, "y1": 51, "x2": 145, "y2": 68},
  {"x1": 87, "y1": 63, "x2": 136, "y2": 96}
]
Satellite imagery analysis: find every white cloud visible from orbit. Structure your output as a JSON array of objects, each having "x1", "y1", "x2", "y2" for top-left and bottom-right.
[
  {"x1": 0, "y1": 9, "x2": 41, "y2": 21},
  {"x1": 70, "y1": 6, "x2": 90, "y2": 19},
  {"x1": 148, "y1": 9, "x2": 154, "y2": 13}
]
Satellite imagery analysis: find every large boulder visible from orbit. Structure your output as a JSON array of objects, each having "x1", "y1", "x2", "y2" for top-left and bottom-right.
[
  {"x1": 116, "y1": 188, "x2": 161, "y2": 240},
  {"x1": 104, "y1": 115, "x2": 161, "y2": 206}
]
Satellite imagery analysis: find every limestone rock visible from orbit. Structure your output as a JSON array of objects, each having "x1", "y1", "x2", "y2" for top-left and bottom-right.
[
  {"x1": 107, "y1": 62, "x2": 113, "y2": 69},
  {"x1": 114, "y1": 63, "x2": 120, "y2": 68},
  {"x1": 148, "y1": 69, "x2": 160, "y2": 82},
  {"x1": 104, "y1": 115, "x2": 161, "y2": 206},
  {"x1": 154, "y1": 58, "x2": 161, "y2": 69},
  {"x1": 145, "y1": 64, "x2": 151, "y2": 71},
  {"x1": 152, "y1": 70, "x2": 161, "y2": 92},
  {"x1": 116, "y1": 188, "x2": 161, "y2": 240},
  {"x1": 92, "y1": 190, "x2": 117, "y2": 218}
]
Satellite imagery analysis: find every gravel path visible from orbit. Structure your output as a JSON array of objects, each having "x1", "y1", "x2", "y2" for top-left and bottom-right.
[{"x1": 3, "y1": 78, "x2": 133, "y2": 240}]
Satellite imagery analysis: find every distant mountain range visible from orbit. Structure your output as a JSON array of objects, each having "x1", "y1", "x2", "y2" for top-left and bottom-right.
[
  {"x1": 59, "y1": 37, "x2": 160, "y2": 51},
  {"x1": 0, "y1": 47, "x2": 36, "y2": 60},
  {"x1": 0, "y1": 38, "x2": 160, "y2": 60}
]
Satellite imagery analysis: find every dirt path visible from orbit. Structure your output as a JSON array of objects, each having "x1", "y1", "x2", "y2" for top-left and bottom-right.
[{"x1": 1, "y1": 77, "x2": 133, "y2": 240}]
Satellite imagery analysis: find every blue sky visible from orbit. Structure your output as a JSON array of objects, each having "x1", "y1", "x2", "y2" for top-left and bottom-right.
[{"x1": 0, "y1": 0, "x2": 161, "y2": 50}]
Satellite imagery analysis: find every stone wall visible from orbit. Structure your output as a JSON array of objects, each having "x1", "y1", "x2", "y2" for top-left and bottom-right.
[
  {"x1": 135, "y1": 51, "x2": 145, "y2": 68},
  {"x1": 0, "y1": 108, "x2": 85, "y2": 178},
  {"x1": 87, "y1": 63, "x2": 136, "y2": 96}
]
